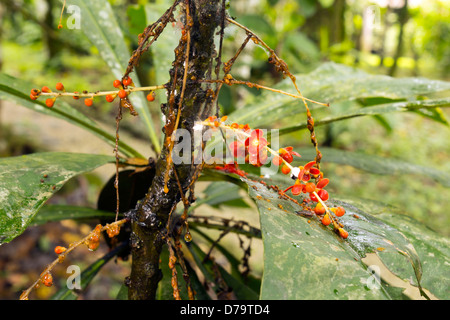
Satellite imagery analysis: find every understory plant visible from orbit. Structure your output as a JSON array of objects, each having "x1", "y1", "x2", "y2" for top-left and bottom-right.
[{"x1": 0, "y1": 0, "x2": 449, "y2": 300}]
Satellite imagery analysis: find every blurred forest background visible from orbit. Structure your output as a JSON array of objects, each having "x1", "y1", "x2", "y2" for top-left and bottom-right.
[{"x1": 0, "y1": 0, "x2": 449, "y2": 299}]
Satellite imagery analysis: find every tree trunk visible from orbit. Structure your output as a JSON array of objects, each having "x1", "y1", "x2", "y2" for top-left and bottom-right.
[
  {"x1": 127, "y1": 0, "x2": 221, "y2": 300},
  {"x1": 389, "y1": 0, "x2": 409, "y2": 76}
]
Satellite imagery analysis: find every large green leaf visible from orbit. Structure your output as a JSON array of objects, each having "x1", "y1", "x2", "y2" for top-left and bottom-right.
[
  {"x1": 228, "y1": 62, "x2": 450, "y2": 127},
  {"x1": 343, "y1": 198, "x2": 450, "y2": 300},
  {"x1": 241, "y1": 175, "x2": 440, "y2": 299},
  {"x1": 30, "y1": 205, "x2": 116, "y2": 225},
  {"x1": 0, "y1": 73, "x2": 142, "y2": 158},
  {"x1": 0, "y1": 152, "x2": 113, "y2": 245},
  {"x1": 277, "y1": 97, "x2": 450, "y2": 135},
  {"x1": 291, "y1": 147, "x2": 450, "y2": 188},
  {"x1": 67, "y1": 0, "x2": 161, "y2": 153}
]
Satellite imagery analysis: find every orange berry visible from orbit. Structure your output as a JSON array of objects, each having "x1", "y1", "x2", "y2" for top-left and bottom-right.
[
  {"x1": 231, "y1": 123, "x2": 239, "y2": 129},
  {"x1": 118, "y1": 89, "x2": 127, "y2": 99},
  {"x1": 105, "y1": 94, "x2": 115, "y2": 103},
  {"x1": 304, "y1": 182, "x2": 316, "y2": 193},
  {"x1": 220, "y1": 116, "x2": 228, "y2": 122},
  {"x1": 73, "y1": 92, "x2": 80, "y2": 100},
  {"x1": 334, "y1": 206, "x2": 345, "y2": 217},
  {"x1": 43, "y1": 273, "x2": 53, "y2": 287},
  {"x1": 54, "y1": 246, "x2": 67, "y2": 254},
  {"x1": 30, "y1": 93, "x2": 38, "y2": 100},
  {"x1": 338, "y1": 228, "x2": 349, "y2": 239},
  {"x1": 281, "y1": 152, "x2": 293, "y2": 163},
  {"x1": 321, "y1": 214, "x2": 331, "y2": 226},
  {"x1": 41, "y1": 86, "x2": 51, "y2": 93},
  {"x1": 55, "y1": 82, "x2": 64, "y2": 91},
  {"x1": 281, "y1": 164, "x2": 291, "y2": 175},
  {"x1": 122, "y1": 76, "x2": 132, "y2": 86},
  {"x1": 84, "y1": 98, "x2": 93, "y2": 107},
  {"x1": 146, "y1": 92, "x2": 155, "y2": 101},
  {"x1": 314, "y1": 203, "x2": 326, "y2": 215},
  {"x1": 113, "y1": 79, "x2": 122, "y2": 88},
  {"x1": 45, "y1": 98, "x2": 55, "y2": 108},
  {"x1": 30, "y1": 88, "x2": 40, "y2": 96},
  {"x1": 272, "y1": 155, "x2": 283, "y2": 166},
  {"x1": 214, "y1": 120, "x2": 220, "y2": 127}
]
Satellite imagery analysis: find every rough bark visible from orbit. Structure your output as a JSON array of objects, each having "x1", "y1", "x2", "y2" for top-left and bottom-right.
[{"x1": 127, "y1": 0, "x2": 222, "y2": 300}]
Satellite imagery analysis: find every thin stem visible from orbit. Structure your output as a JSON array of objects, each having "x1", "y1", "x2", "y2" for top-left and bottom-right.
[
  {"x1": 39, "y1": 85, "x2": 166, "y2": 98},
  {"x1": 20, "y1": 219, "x2": 128, "y2": 300}
]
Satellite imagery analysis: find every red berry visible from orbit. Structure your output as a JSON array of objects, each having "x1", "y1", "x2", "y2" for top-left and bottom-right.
[
  {"x1": 272, "y1": 155, "x2": 283, "y2": 166},
  {"x1": 147, "y1": 92, "x2": 155, "y2": 101},
  {"x1": 84, "y1": 98, "x2": 93, "y2": 107},
  {"x1": 105, "y1": 94, "x2": 115, "y2": 103},
  {"x1": 73, "y1": 92, "x2": 80, "y2": 100},
  {"x1": 304, "y1": 182, "x2": 316, "y2": 193},
  {"x1": 281, "y1": 152, "x2": 293, "y2": 163},
  {"x1": 45, "y1": 98, "x2": 55, "y2": 108},
  {"x1": 291, "y1": 184, "x2": 303, "y2": 196},
  {"x1": 316, "y1": 178, "x2": 330, "y2": 189},
  {"x1": 122, "y1": 76, "x2": 132, "y2": 86},
  {"x1": 55, "y1": 82, "x2": 64, "y2": 91},
  {"x1": 41, "y1": 86, "x2": 51, "y2": 93},
  {"x1": 118, "y1": 89, "x2": 127, "y2": 99},
  {"x1": 310, "y1": 167, "x2": 321, "y2": 175},
  {"x1": 113, "y1": 79, "x2": 122, "y2": 88},
  {"x1": 310, "y1": 192, "x2": 318, "y2": 202},
  {"x1": 54, "y1": 246, "x2": 67, "y2": 254},
  {"x1": 281, "y1": 165, "x2": 291, "y2": 175},
  {"x1": 317, "y1": 189, "x2": 329, "y2": 201}
]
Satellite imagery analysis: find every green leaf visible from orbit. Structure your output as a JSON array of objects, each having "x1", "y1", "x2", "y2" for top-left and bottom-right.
[
  {"x1": 0, "y1": 73, "x2": 142, "y2": 158},
  {"x1": 291, "y1": 147, "x2": 450, "y2": 188},
  {"x1": 277, "y1": 98, "x2": 450, "y2": 135},
  {"x1": 51, "y1": 242, "x2": 128, "y2": 300},
  {"x1": 67, "y1": 0, "x2": 161, "y2": 153},
  {"x1": 355, "y1": 200, "x2": 450, "y2": 300},
  {"x1": 242, "y1": 175, "x2": 438, "y2": 299},
  {"x1": 190, "y1": 181, "x2": 250, "y2": 211},
  {"x1": 229, "y1": 62, "x2": 450, "y2": 127},
  {"x1": 31, "y1": 205, "x2": 116, "y2": 225},
  {"x1": 0, "y1": 152, "x2": 113, "y2": 245}
]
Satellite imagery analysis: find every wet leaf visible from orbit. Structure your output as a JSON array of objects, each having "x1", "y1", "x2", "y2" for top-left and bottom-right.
[
  {"x1": 242, "y1": 175, "x2": 438, "y2": 299},
  {"x1": 229, "y1": 62, "x2": 450, "y2": 127},
  {"x1": 31, "y1": 205, "x2": 115, "y2": 225},
  {"x1": 0, "y1": 152, "x2": 113, "y2": 245}
]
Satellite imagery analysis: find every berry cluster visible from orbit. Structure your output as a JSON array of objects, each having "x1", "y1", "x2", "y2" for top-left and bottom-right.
[
  {"x1": 85, "y1": 224, "x2": 102, "y2": 251},
  {"x1": 202, "y1": 118, "x2": 349, "y2": 239},
  {"x1": 29, "y1": 78, "x2": 157, "y2": 108}
]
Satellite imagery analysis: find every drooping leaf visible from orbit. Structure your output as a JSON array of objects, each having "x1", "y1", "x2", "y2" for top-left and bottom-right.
[
  {"x1": 0, "y1": 152, "x2": 113, "y2": 245},
  {"x1": 241, "y1": 174, "x2": 438, "y2": 299},
  {"x1": 228, "y1": 62, "x2": 450, "y2": 127},
  {"x1": 31, "y1": 205, "x2": 115, "y2": 225},
  {"x1": 0, "y1": 73, "x2": 142, "y2": 158},
  {"x1": 67, "y1": 0, "x2": 161, "y2": 153}
]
